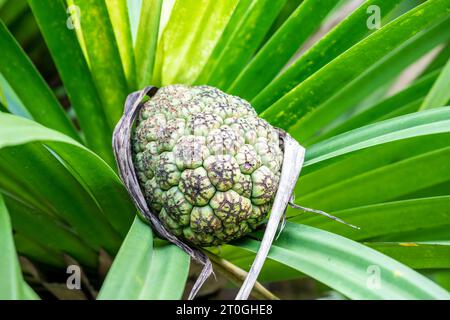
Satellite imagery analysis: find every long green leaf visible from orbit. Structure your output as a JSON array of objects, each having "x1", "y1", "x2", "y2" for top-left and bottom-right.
[
  {"x1": 300, "y1": 146, "x2": 449, "y2": 212},
  {"x1": 135, "y1": 0, "x2": 162, "y2": 88},
  {"x1": 293, "y1": 196, "x2": 450, "y2": 242},
  {"x1": 296, "y1": 18, "x2": 450, "y2": 143},
  {"x1": 194, "y1": 0, "x2": 253, "y2": 85},
  {"x1": 72, "y1": 0, "x2": 129, "y2": 129},
  {"x1": 98, "y1": 217, "x2": 153, "y2": 299},
  {"x1": 98, "y1": 217, "x2": 189, "y2": 300},
  {"x1": 154, "y1": 0, "x2": 238, "y2": 86},
  {"x1": 300, "y1": 132, "x2": 449, "y2": 196},
  {"x1": 367, "y1": 242, "x2": 450, "y2": 269},
  {"x1": 0, "y1": 21, "x2": 79, "y2": 141},
  {"x1": 170, "y1": 0, "x2": 239, "y2": 85},
  {"x1": 136, "y1": 242, "x2": 190, "y2": 299},
  {"x1": 0, "y1": 194, "x2": 38, "y2": 300},
  {"x1": 252, "y1": 0, "x2": 403, "y2": 112},
  {"x1": 0, "y1": 144, "x2": 122, "y2": 254},
  {"x1": 261, "y1": 0, "x2": 450, "y2": 129},
  {"x1": 0, "y1": 113, "x2": 135, "y2": 243},
  {"x1": 196, "y1": 0, "x2": 288, "y2": 90},
  {"x1": 420, "y1": 57, "x2": 450, "y2": 110},
  {"x1": 4, "y1": 195, "x2": 98, "y2": 268},
  {"x1": 234, "y1": 223, "x2": 450, "y2": 299},
  {"x1": 221, "y1": 240, "x2": 450, "y2": 283},
  {"x1": 228, "y1": 0, "x2": 338, "y2": 100},
  {"x1": 322, "y1": 68, "x2": 442, "y2": 139},
  {"x1": 0, "y1": 194, "x2": 24, "y2": 299},
  {"x1": 105, "y1": 0, "x2": 136, "y2": 90},
  {"x1": 28, "y1": 0, "x2": 115, "y2": 166},
  {"x1": 305, "y1": 107, "x2": 450, "y2": 166},
  {"x1": 153, "y1": 0, "x2": 211, "y2": 85},
  {"x1": 223, "y1": 242, "x2": 450, "y2": 283}
]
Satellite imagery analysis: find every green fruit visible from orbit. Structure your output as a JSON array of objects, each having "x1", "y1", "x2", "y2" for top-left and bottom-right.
[{"x1": 133, "y1": 85, "x2": 283, "y2": 246}]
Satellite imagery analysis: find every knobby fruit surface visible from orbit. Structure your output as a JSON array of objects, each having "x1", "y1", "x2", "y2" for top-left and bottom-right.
[{"x1": 132, "y1": 85, "x2": 283, "y2": 246}]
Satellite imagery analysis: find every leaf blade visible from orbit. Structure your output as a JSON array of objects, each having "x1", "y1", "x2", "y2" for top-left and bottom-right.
[
  {"x1": 252, "y1": 0, "x2": 403, "y2": 112},
  {"x1": 0, "y1": 194, "x2": 23, "y2": 299},
  {"x1": 420, "y1": 57, "x2": 450, "y2": 110},
  {"x1": 98, "y1": 217, "x2": 190, "y2": 300},
  {"x1": 228, "y1": 0, "x2": 339, "y2": 100},
  {"x1": 234, "y1": 223, "x2": 450, "y2": 299},
  {"x1": 135, "y1": 0, "x2": 163, "y2": 88},
  {"x1": 305, "y1": 107, "x2": 450, "y2": 166},
  {"x1": 105, "y1": 0, "x2": 137, "y2": 90},
  {"x1": 0, "y1": 21, "x2": 79, "y2": 141},
  {"x1": 28, "y1": 0, "x2": 115, "y2": 166},
  {"x1": 72, "y1": 0, "x2": 129, "y2": 128},
  {"x1": 197, "y1": 0, "x2": 288, "y2": 90},
  {"x1": 0, "y1": 113, "x2": 135, "y2": 245},
  {"x1": 0, "y1": 194, "x2": 39, "y2": 300},
  {"x1": 261, "y1": 0, "x2": 450, "y2": 129}
]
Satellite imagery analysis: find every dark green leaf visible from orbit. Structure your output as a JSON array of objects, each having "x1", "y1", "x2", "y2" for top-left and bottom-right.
[
  {"x1": 154, "y1": 0, "x2": 238, "y2": 86},
  {"x1": 228, "y1": 0, "x2": 339, "y2": 100},
  {"x1": 72, "y1": 0, "x2": 129, "y2": 128},
  {"x1": 296, "y1": 18, "x2": 450, "y2": 143},
  {"x1": 367, "y1": 242, "x2": 450, "y2": 269},
  {"x1": 292, "y1": 196, "x2": 450, "y2": 242},
  {"x1": 0, "y1": 21, "x2": 79, "y2": 141},
  {"x1": 322, "y1": 68, "x2": 441, "y2": 139},
  {"x1": 252, "y1": 0, "x2": 403, "y2": 112},
  {"x1": 0, "y1": 113, "x2": 135, "y2": 247},
  {"x1": 4, "y1": 195, "x2": 98, "y2": 268},
  {"x1": 14, "y1": 232, "x2": 66, "y2": 268},
  {"x1": 28, "y1": 0, "x2": 115, "y2": 166},
  {"x1": 261, "y1": 0, "x2": 449, "y2": 129}
]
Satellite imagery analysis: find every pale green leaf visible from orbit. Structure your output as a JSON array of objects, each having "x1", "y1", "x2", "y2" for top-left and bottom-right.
[{"x1": 98, "y1": 217, "x2": 189, "y2": 300}]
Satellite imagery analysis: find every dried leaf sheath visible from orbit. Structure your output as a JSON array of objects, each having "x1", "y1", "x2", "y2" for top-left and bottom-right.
[
  {"x1": 112, "y1": 86, "x2": 212, "y2": 299},
  {"x1": 236, "y1": 133, "x2": 305, "y2": 300}
]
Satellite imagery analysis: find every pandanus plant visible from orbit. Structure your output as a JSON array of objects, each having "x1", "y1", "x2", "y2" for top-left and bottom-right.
[{"x1": 0, "y1": 0, "x2": 450, "y2": 300}]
